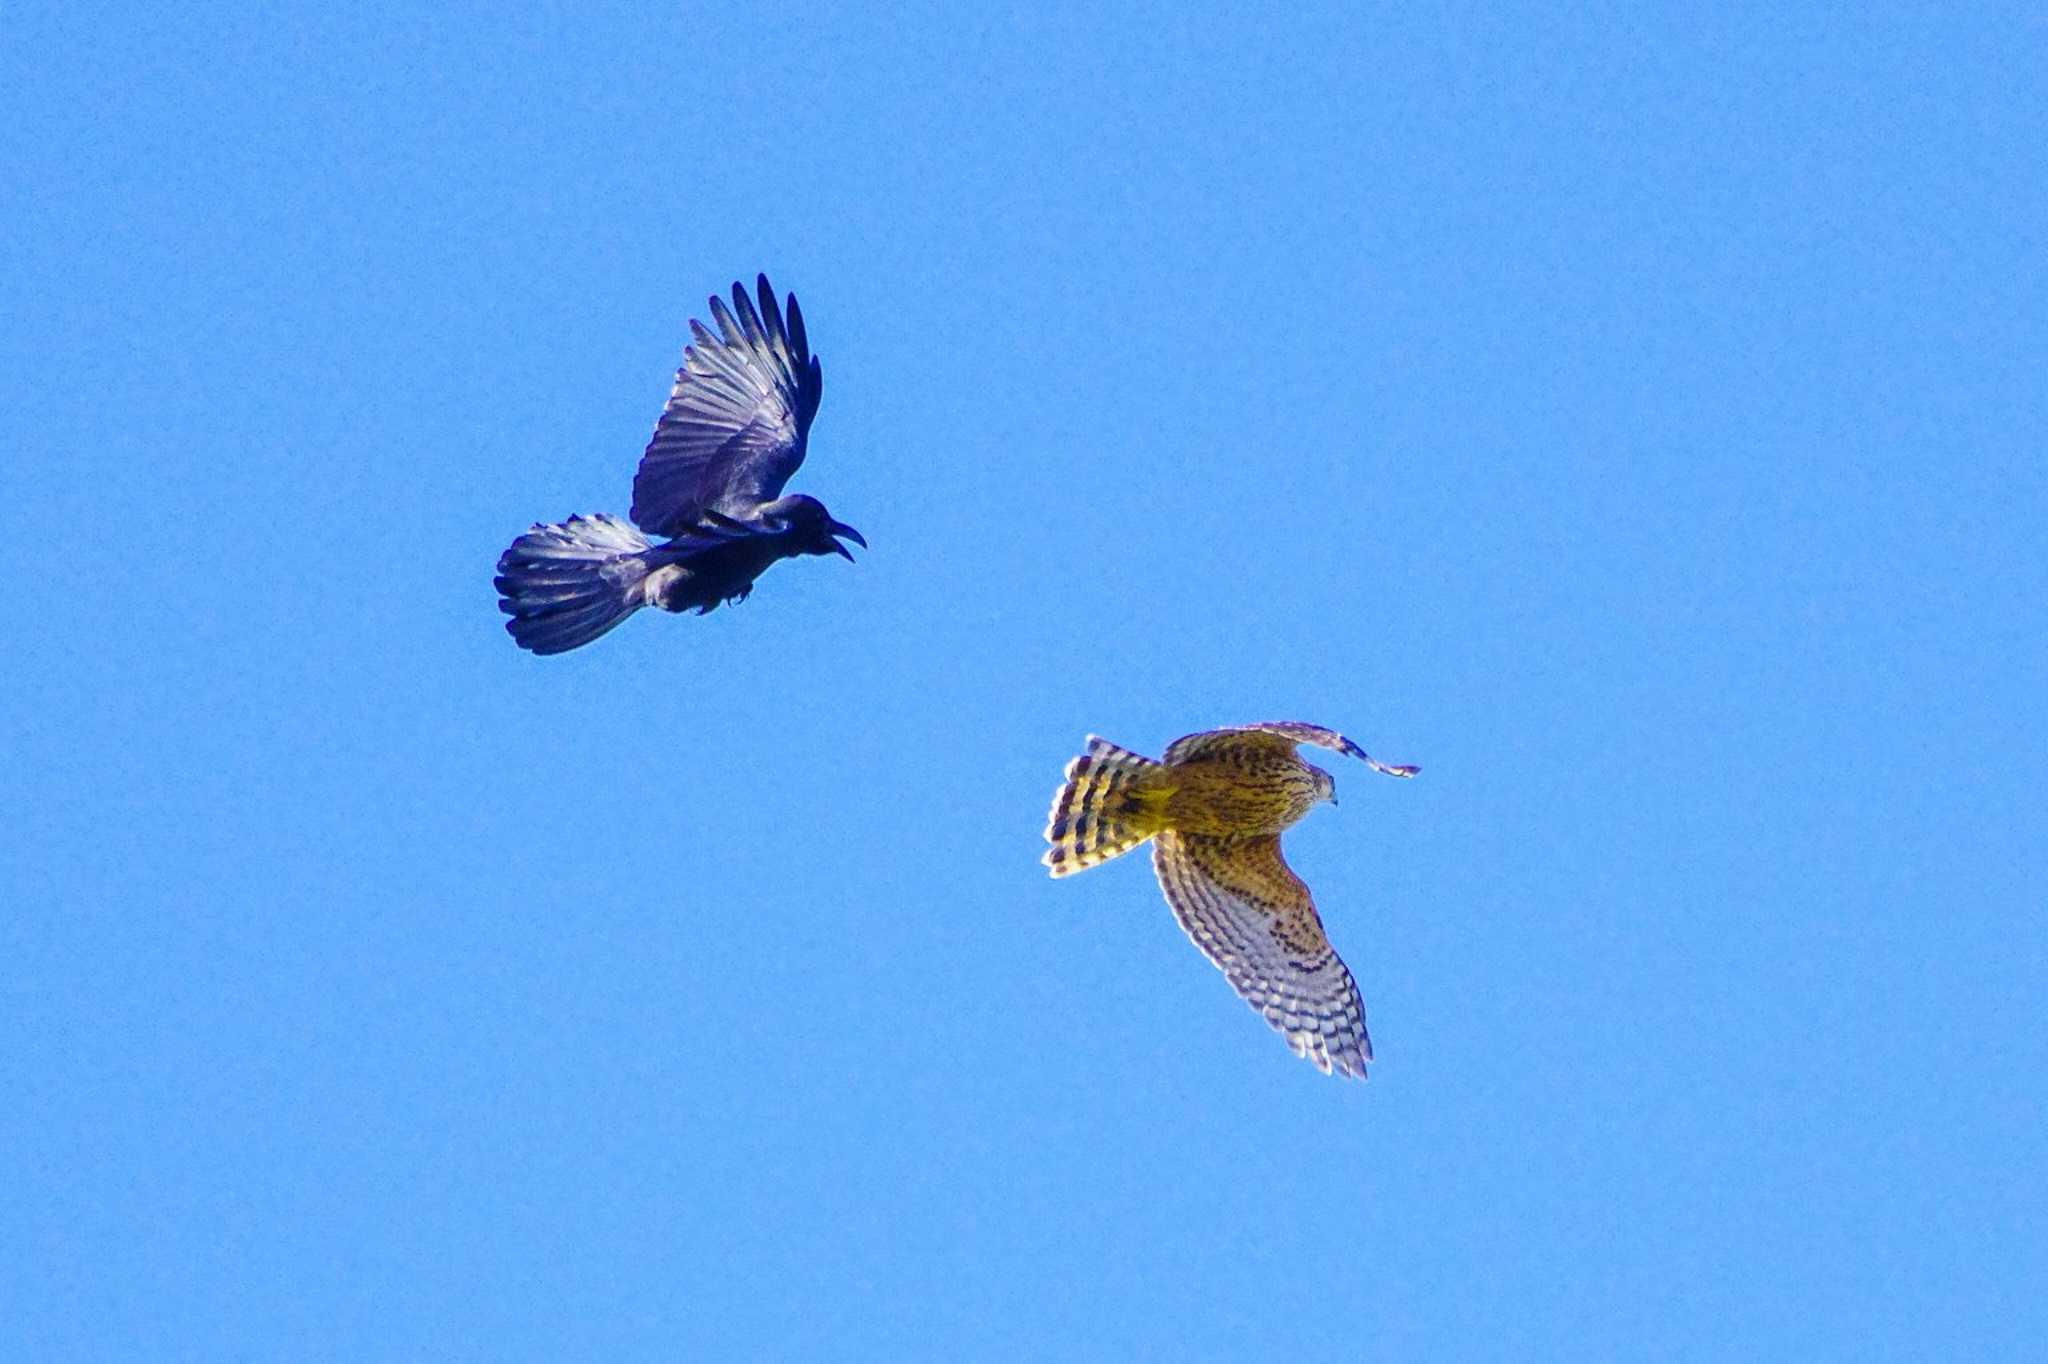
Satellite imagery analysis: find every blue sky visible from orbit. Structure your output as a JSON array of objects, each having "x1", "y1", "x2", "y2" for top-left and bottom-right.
[{"x1": 4, "y1": 2, "x2": 2043, "y2": 1358}]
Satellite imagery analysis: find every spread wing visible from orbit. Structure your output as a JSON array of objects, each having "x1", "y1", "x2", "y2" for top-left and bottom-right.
[
  {"x1": 1162, "y1": 728, "x2": 1299, "y2": 765},
  {"x1": 630, "y1": 274, "x2": 824, "y2": 536},
  {"x1": 1151, "y1": 831, "x2": 1373, "y2": 1078},
  {"x1": 1166, "y1": 722, "x2": 1420, "y2": 778}
]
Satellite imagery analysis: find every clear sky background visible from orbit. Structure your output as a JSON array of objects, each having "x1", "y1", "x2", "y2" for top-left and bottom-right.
[{"x1": 4, "y1": 3, "x2": 2043, "y2": 1359}]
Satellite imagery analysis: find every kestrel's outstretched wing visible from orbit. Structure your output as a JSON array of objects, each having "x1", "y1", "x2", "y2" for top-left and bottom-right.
[
  {"x1": 1152, "y1": 830, "x2": 1374, "y2": 1078},
  {"x1": 630, "y1": 274, "x2": 824, "y2": 536},
  {"x1": 1166, "y1": 722, "x2": 1420, "y2": 778}
]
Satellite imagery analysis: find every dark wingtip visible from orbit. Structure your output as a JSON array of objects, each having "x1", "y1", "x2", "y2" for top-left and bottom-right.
[
  {"x1": 706, "y1": 291, "x2": 739, "y2": 343},
  {"x1": 756, "y1": 274, "x2": 791, "y2": 351},
  {"x1": 787, "y1": 293, "x2": 809, "y2": 359}
]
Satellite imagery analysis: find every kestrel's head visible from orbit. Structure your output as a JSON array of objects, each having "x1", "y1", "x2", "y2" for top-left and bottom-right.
[{"x1": 1308, "y1": 763, "x2": 1337, "y2": 806}]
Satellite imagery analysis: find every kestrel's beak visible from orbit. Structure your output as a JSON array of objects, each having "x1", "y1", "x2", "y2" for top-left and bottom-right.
[{"x1": 829, "y1": 521, "x2": 866, "y2": 560}]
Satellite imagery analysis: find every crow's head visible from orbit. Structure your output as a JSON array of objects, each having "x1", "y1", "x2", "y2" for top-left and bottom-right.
[{"x1": 766, "y1": 494, "x2": 866, "y2": 562}]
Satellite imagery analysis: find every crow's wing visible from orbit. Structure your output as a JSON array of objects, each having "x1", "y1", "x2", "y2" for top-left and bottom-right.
[{"x1": 630, "y1": 274, "x2": 823, "y2": 536}]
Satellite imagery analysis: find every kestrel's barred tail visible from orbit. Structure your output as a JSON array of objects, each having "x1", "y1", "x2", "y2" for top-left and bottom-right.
[{"x1": 1043, "y1": 737, "x2": 1167, "y2": 877}]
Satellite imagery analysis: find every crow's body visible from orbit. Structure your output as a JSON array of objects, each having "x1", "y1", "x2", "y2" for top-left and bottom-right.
[
  {"x1": 638, "y1": 515, "x2": 822, "y2": 615},
  {"x1": 495, "y1": 275, "x2": 863, "y2": 655}
]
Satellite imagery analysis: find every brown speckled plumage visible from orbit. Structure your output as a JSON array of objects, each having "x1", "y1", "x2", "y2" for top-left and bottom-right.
[{"x1": 1042, "y1": 722, "x2": 1418, "y2": 1079}]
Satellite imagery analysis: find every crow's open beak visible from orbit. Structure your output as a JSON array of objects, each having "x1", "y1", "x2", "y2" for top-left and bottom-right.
[{"x1": 829, "y1": 521, "x2": 866, "y2": 560}]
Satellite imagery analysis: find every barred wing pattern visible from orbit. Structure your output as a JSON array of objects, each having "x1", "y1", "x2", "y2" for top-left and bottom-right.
[
  {"x1": 630, "y1": 274, "x2": 824, "y2": 536},
  {"x1": 1153, "y1": 830, "x2": 1374, "y2": 1079},
  {"x1": 1166, "y1": 722, "x2": 1420, "y2": 778}
]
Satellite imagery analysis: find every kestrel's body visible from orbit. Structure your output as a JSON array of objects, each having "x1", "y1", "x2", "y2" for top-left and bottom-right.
[
  {"x1": 1151, "y1": 747, "x2": 1326, "y2": 836},
  {"x1": 1042, "y1": 722, "x2": 1418, "y2": 1079}
]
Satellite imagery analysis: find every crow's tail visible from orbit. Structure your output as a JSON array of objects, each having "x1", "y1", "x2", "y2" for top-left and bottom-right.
[
  {"x1": 1042, "y1": 737, "x2": 1170, "y2": 877},
  {"x1": 494, "y1": 513, "x2": 653, "y2": 655}
]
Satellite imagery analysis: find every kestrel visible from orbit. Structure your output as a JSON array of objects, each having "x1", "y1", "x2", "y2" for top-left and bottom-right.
[
  {"x1": 494, "y1": 274, "x2": 865, "y2": 655},
  {"x1": 1043, "y1": 722, "x2": 1418, "y2": 1078}
]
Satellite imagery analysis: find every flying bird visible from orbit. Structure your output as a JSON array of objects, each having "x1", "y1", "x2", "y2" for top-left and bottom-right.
[
  {"x1": 494, "y1": 274, "x2": 865, "y2": 654},
  {"x1": 1043, "y1": 722, "x2": 1418, "y2": 1078}
]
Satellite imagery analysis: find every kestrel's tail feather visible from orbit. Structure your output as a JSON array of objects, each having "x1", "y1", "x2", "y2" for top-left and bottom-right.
[
  {"x1": 495, "y1": 513, "x2": 653, "y2": 655},
  {"x1": 1043, "y1": 737, "x2": 1169, "y2": 877}
]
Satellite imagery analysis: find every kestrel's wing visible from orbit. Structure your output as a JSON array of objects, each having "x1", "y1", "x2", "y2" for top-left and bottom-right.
[
  {"x1": 630, "y1": 274, "x2": 824, "y2": 536},
  {"x1": 1162, "y1": 727, "x2": 1299, "y2": 765},
  {"x1": 1152, "y1": 831, "x2": 1373, "y2": 1078},
  {"x1": 1166, "y1": 722, "x2": 1419, "y2": 778}
]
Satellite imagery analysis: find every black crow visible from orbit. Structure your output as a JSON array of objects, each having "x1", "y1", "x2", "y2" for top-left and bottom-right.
[{"x1": 495, "y1": 274, "x2": 864, "y2": 655}]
